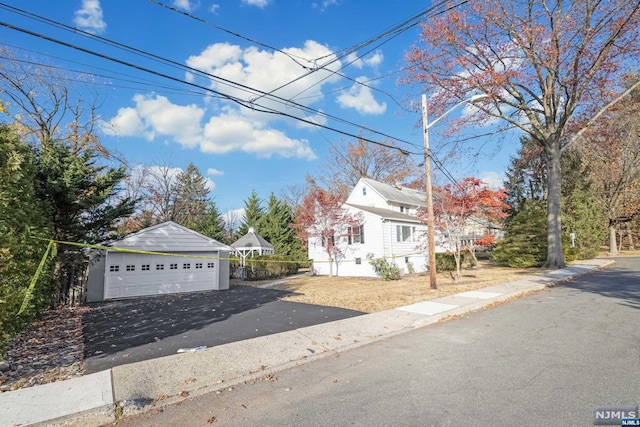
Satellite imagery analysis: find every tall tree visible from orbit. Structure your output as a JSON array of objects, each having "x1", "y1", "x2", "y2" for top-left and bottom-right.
[
  {"x1": 403, "y1": 0, "x2": 640, "y2": 268},
  {"x1": 35, "y1": 140, "x2": 135, "y2": 302},
  {"x1": 261, "y1": 193, "x2": 298, "y2": 256},
  {"x1": 238, "y1": 190, "x2": 264, "y2": 237},
  {"x1": 576, "y1": 80, "x2": 640, "y2": 254},
  {"x1": 293, "y1": 187, "x2": 362, "y2": 276},
  {"x1": 0, "y1": 125, "x2": 52, "y2": 352},
  {"x1": 504, "y1": 137, "x2": 546, "y2": 216},
  {"x1": 0, "y1": 48, "x2": 115, "y2": 159},
  {"x1": 320, "y1": 134, "x2": 419, "y2": 198},
  {"x1": 198, "y1": 200, "x2": 225, "y2": 242},
  {"x1": 171, "y1": 163, "x2": 210, "y2": 230}
]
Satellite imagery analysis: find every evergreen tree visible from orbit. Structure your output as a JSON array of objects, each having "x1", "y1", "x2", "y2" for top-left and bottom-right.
[
  {"x1": 198, "y1": 200, "x2": 225, "y2": 242},
  {"x1": 492, "y1": 200, "x2": 547, "y2": 268},
  {"x1": 260, "y1": 193, "x2": 298, "y2": 255},
  {"x1": 171, "y1": 163, "x2": 210, "y2": 230},
  {"x1": 35, "y1": 140, "x2": 135, "y2": 302},
  {"x1": 238, "y1": 190, "x2": 264, "y2": 236},
  {"x1": 0, "y1": 125, "x2": 52, "y2": 353},
  {"x1": 561, "y1": 151, "x2": 607, "y2": 259}
]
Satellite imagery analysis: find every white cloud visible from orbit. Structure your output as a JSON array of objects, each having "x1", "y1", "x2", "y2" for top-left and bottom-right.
[
  {"x1": 173, "y1": 0, "x2": 197, "y2": 11},
  {"x1": 336, "y1": 78, "x2": 387, "y2": 115},
  {"x1": 345, "y1": 52, "x2": 363, "y2": 69},
  {"x1": 242, "y1": 0, "x2": 269, "y2": 7},
  {"x1": 202, "y1": 110, "x2": 317, "y2": 159},
  {"x1": 210, "y1": 4, "x2": 220, "y2": 13},
  {"x1": 185, "y1": 40, "x2": 342, "y2": 117},
  {"x1": 364, "y1": 50, "x2": 383, "y2": 68},
  {"x1": 479, "y1": 171, "x2": 505, "y2": 190},
  {"x1": 207, "y1": 168, "x2": 224, "y2": 176},
  {"x1": 104, "y1": 94, "x2": 317, "y2": 160},
  {"x1": 74, "y1": 0, "x2": 106, "y2": 34}
]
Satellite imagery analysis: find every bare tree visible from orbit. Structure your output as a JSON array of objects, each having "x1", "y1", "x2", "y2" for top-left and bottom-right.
[
  {"x1": 319, "y1": 134, "x2": 419, "y2": 198},
  {"x1": 0, "y1": 48, "x2": 117, "y2": 159}
]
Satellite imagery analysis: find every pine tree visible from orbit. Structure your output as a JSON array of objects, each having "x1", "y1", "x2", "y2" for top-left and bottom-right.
[
  {"x1": 0, "y1": 126, "x2": 52, "y2": 352},
  {"x1": 35, "y1": 140, "x2": 136, "y2": 302},
  {"x1": 492, "y1": 200, "x2": 548, "y2": 268},
  {"x1": 171, "y1": 163, "x2": 210, "y2": 230},
  {"x1": 198, "y1": 200, "x2": 225, "y2": 242},
  {"x1": 260, "y1": 193, "x2": 298, "y2": 255},
  {"x1": 238, "y1": 190, "x2": 264, "y2": 236}
]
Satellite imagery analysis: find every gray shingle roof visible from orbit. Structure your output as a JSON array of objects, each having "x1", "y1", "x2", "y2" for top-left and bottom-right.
[
  {"x1": 231, "y1": 228, "x2": 274, "y2": 250},
  {"x1": 361, "y1": 177, "x2": 426, "y2": 207},
  {"x1": 346, "y1": 203, "x2": 423, "y2": 223}
]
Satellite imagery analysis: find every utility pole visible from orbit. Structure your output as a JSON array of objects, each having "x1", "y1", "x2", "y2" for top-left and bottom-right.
[{"x1": 422, "y1": 94, "x2": 437, "y2": 290}]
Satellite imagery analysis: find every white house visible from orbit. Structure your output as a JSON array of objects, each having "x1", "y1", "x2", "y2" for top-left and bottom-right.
[
  {"x1": 87, "y1": 221, "x2": 232, "y2": 302},
  {"x1": 308, "y1": 178, "x2": 447, "y2": 277}
]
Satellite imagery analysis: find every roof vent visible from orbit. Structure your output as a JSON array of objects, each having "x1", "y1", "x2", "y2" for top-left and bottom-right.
[{"x1": 394, "y1": 181, "x2": 402, "y2": 189}]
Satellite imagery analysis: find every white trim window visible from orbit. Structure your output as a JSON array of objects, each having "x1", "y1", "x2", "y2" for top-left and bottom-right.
[
  {"x1": 396, "y1": 225, "x2": 416, "y2": 242},
  {"x1": 348, "y1": 225, "x2": 365, "y2": 244}
]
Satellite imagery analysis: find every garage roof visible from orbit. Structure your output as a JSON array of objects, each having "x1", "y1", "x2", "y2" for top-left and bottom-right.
[{"x1": 110, "y1": 221, "x2": 232, "y2": 252}]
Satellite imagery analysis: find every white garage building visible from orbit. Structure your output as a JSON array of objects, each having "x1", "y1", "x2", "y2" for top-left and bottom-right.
[{"x1": 87, "y1": 221, "x2": 232, "y2": 302}]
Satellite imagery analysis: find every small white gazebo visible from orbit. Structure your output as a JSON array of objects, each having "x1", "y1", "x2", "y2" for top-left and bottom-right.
[{"x1": 231, "y1": 227, "x2": 274, "y2": 266}]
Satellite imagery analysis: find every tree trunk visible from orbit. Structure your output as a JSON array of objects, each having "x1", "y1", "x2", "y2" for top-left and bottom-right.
[
  {"x1": 628, "y1": 226, "x2": 635, "y2": 250},
  {"x1": 545, "y1": 142, "x2": 565, "y2": 268},
  {"x1": 608, "y1": 225, "x2": 619, "y2": 254}
]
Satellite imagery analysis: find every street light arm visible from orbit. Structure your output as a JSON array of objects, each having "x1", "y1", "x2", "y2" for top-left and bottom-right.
[{"x1": 425, "y1": 94, "x2": 489, "y2": 130}]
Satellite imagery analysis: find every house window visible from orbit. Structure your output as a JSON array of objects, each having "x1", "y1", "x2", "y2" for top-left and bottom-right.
[
  {"x1": 183, "y1": 263, "x2": 191, "y2": 269},
  {"x1": 126, "y1": 265, "x2": 135, "y2": 271},
  {"x1": 348, "y1": 225, "x2": 365, "y2": 244},
  {"x1": 355, "y1": 257, "x2": 361, "y2": 265},
  {"x1": 396, "y1": 225, "x2": 415, "y2": 242},
  {"x1": 156, "y1": 264, "x2": 164, "y2": 270},
  {"x1": 170, "y1": 263, "x2": 178, "y2": 270},
  {"x1": 362, "y1": 187, "x2": 367, "y2": 196},
  {"x1": 109, "y1": 265, "x2": 120, "y2": 272},
  {"x1": 195, "y1": 263, "x2": 203, "y2": 269},
  {"x1": 400, "y1": 206, "x2": 404, "y2": 213},
  {"x1": 141, "y1": 264, "x2": 150, "y2": 271},
  {"x1": 322, "y1": 234, "x2": 335, "y2": 247},
  {"x1": 207, "y1": 262, "x2": 215, "y2": 268}
]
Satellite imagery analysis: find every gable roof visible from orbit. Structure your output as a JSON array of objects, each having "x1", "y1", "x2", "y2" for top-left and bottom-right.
[
  {"x1": 359, "y1": 177, "x2": 426, "y2": 207},
  {"x1": 231, "y1": 227, "x2": 274, "y2": 250},
  {"x1": 111, "y1": 221, "x2": 232, "y2": 252},
  {"x1": 346, "y1": 203, "x2": 422, "y2": 224}
]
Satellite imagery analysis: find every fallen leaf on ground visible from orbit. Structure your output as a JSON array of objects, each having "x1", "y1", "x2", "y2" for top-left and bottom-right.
[
  {"x1": 206, "y1": 416, "x2": 217, "y2": 424},
  {"x1": 178, "y1": 391, "x2": 189, "y2": 397},
  {"x1": 184, "y1": 378, "x2": 196, "y2": 384}
]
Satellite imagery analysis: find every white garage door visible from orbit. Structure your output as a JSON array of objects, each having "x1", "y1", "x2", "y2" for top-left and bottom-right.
[{"x1": 104, "y1": 252, "x2": 219, "y2": 299}]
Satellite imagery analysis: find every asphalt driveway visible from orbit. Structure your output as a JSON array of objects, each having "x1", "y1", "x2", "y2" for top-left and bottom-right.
[{"x1": 82, "y1": 284, "x2": 364, "y2": 374}]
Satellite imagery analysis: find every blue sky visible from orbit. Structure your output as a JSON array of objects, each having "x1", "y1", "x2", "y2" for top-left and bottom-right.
[{"x1": 0, "y1": 0, "x2": 518, "y2": 217}]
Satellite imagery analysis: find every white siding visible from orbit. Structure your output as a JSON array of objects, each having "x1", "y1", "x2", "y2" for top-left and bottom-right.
[
  {"x1": 346, "y1": 181, "x2": 387, "y2": 208},
  {"x1": 308, "y1": 208, "x2": 431, "y2": 277}
]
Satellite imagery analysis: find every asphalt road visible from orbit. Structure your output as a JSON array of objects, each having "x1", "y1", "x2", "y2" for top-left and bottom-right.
[
  {"x1": 111, "y1": 257, "x2": 640, "y2": 426},
  {"x1": 83, "y1": 284, "x2": 364, "y2": 373}
]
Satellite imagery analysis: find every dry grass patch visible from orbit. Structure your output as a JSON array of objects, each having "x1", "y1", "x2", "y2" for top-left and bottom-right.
[{"x1": 266, "y1": 260, "x2": 551, "y2": 313}]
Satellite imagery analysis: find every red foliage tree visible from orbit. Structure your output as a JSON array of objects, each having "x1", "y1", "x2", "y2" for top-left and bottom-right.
[
  {"x1": 431, "y1": 177, "x2": 509, "y2": 282},
  {"x1": 403, "y1": 0, "x2": 640, "y2": 268},
  {"x1": 293, "y1": 188, "x2": 362, "y2": 276}
]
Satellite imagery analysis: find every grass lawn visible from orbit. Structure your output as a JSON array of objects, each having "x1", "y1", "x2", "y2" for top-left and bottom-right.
[{"x1": 237, "y1": 259, "x2": 556, "y2": 313}]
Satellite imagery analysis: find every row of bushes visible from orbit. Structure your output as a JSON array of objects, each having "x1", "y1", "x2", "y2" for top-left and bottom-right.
[{"x1": 230, "y1": 255, "x2": 309, "y2": 280}]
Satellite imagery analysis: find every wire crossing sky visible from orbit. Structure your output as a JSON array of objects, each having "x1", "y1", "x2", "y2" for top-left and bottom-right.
[{"x1": 0, "y1": 0, "x2": 511, "y2": 214}]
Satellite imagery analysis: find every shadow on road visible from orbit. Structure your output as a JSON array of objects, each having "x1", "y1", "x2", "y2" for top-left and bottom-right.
[{"x1": 563, "y1": 257, "x2": 640, "y2": 310}]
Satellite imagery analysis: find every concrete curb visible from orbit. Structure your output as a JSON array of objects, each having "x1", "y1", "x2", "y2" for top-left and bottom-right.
[{"x1": 0, "y1": 259, "x2": 615, "y2": 427}]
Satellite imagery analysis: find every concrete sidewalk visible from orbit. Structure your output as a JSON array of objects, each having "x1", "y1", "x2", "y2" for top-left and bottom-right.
[{"x1": 0, "y1": 259, "x2": 614, "y2": 427}]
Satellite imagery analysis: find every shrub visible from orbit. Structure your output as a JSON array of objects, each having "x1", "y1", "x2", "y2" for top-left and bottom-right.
[
  {"x1": 367, "y1": 253, "x2": 401, "y2": 280},
  {"x1": 435, "y1": 253, "x2": 459, "y2": 271},
  {"x1": 243, "y1": 255, "x2": 301, "y2": 280}
]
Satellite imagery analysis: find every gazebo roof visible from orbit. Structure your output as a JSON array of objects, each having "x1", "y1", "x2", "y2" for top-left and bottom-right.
[{"x1": 231, "y1": 227, "x2": 274, "y2": 251}]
